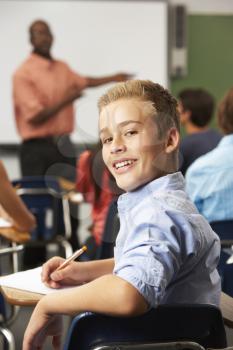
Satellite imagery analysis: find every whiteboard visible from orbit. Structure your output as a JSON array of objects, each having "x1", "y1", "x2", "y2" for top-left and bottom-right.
[{"x1": 0, "y1": 0, "x2": 168, "y2": 144}]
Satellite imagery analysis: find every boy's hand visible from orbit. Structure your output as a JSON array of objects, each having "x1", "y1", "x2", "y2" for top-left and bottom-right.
[
  {"x1": 23, "y1": 298, "x2": 63, "y2": 350},
  {"x1": 41, "y1": 257, "x2": 84, "y2": 289}
]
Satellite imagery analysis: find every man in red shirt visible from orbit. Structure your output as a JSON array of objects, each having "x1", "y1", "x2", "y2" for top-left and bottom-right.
[{"x1": 13, "y1": 20, "x2": 131, "y2": 179}]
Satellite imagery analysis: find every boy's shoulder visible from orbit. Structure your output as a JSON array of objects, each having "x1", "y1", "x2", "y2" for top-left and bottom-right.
[{"x1": 119, "y1": 172, "x2": 191, "y2": 214}]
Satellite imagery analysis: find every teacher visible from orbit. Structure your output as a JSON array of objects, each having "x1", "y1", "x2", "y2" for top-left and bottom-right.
[{"x1": 13, "y1": 19, "x2": 131, "y2": 179}]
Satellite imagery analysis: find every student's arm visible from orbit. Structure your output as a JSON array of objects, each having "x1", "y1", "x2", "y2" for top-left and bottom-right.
[
  {"x1": 0, "y1": 162, "x2": 36, "y2": 232},
  {"x1": 86, "y1": 73, "x2": 133, "y2": 87},
  {"x1": 23, "y1": 273, "x2": 148, "y2": 350}
]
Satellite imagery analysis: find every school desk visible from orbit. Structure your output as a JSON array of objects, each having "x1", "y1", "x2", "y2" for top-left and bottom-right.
[
  {"x1": 0, "y1": 225, "x2": 30, "y2": 273},
  {"x1": 0, "y1": 286, "x2": 42, "y2": 306},
  {"x1": 0, "y1": 227, "x2": 30, "y2": 244}
]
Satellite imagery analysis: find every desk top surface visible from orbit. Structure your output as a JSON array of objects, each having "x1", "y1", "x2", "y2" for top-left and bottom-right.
[
  {"x1": 1, "y1": 285, "x2": 43, "y2": 306},
  {"x1": 0, "y1": 227, "x2": 30, "y2": 243}
]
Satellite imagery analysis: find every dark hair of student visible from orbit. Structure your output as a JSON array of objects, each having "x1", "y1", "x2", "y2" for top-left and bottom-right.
[{"x1": 178, "y1": 88, "x2": 215, "y2": 127}]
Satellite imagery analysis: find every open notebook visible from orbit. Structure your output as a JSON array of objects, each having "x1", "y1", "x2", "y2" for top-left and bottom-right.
[{"x1": 0, "y1": 267, "x2": 77, "y2": 295}]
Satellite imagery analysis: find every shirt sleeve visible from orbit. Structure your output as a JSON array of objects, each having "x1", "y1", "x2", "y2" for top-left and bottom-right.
[
  {"x1": 67, "y1": 65, "x2": 88, "y2": 90},
  {"x1": 13, "y1": 72, "x2": 45, "y2": 122},
  {"x1": 185, "y1": 166, "x2": 204, "y2": 214},
  {"x1": 113, "y1": 212, "x2": 186, "y2": 308}
]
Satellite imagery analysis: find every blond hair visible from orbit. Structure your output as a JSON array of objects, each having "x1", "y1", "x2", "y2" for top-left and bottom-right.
[{"x1": 98, "y1": 80, "x2": 180, "y2": 138}]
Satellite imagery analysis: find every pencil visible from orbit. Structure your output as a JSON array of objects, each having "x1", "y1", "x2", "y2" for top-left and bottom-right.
[{"x1": 56, "y1": 245, "x2": 87, "y2": 271}]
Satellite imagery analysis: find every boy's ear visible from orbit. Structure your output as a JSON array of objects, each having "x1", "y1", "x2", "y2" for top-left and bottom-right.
[{"x1": 164, "y1": 128, "x2": 180, "y2": 154}]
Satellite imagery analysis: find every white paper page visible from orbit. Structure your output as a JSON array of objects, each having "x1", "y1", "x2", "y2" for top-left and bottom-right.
[
  {"x1": 0, "y1": 267, "x2": 77, "y2": 294},
  {"x1": 0, "y1": 217, "x2": 12, "y2": 228}
]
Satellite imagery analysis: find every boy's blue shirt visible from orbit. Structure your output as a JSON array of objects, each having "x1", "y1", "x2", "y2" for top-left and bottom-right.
[{"x1": 113, "y1": 172, "x2": 221, "y2": 308}]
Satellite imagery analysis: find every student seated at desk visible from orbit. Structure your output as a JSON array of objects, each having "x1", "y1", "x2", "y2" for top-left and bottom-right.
[
  {"x1": 75, "y1": 143, "x2": 122, "y2": 258},
  {"x1": 23, "y1": 80, "x2": 221, "y2": 350},
  {"x1": 186, "y1": 87, "x2": 233, "y2": 222},
  {"x1": 0, "y1": 161, "x2": 36, "y2": 232}
]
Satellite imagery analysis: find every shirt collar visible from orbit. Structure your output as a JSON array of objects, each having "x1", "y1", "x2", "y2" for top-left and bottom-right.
[
  {"x1": 118, "y1": 172, "x2": 185, "y2": 212},
  {"x1": 218, "y1": 134, "x2": 233, "y2": 148},
  {"x1": 30, "y1": 53, "x2": 55, "y2": 68}
]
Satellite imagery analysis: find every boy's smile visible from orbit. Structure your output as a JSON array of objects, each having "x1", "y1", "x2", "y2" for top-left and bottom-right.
[{"x1": 99, "y1": 98, "x2": 166, "y2": 192}]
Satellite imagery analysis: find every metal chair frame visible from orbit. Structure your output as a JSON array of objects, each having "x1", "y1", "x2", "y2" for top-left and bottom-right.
[
  {"x1": 16, "y1": 186, "x2": 73, "y2": 259},
  {"x1": 0, "y1": 246, "x2": 24, "y2": 350}
]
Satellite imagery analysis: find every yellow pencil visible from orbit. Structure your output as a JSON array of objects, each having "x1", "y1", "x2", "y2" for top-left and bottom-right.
[{"x1": 56, "y1": 245, "x2": 87, "y2": 271}]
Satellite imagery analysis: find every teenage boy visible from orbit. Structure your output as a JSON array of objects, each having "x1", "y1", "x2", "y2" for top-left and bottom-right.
[{"x1": 23, "y1": 80, "x2": 220, "y2": 350}]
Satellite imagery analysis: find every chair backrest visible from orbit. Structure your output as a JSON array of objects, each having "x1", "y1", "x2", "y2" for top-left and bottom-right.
[
  {"x1": 12, "y1": 176, "x2": 71, "y2": 241},
  {"x1": 63, "y1": 305, "x2": 227, "y2": 350},
  {"x1": 210, "y1": 220, "x2": 233, "y2": 241},
  {"x1": 97, "y1": 200, "x2": 119, "y2": 259},
  {"x1": 210, "y1": 220, "x2": 233, "y2": 297}
]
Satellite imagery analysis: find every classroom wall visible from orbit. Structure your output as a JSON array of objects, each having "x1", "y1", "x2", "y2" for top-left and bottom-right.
[
  {"x1": 169, "y1": 0, "x2": 233, "y2": 14},
  {"x1": 170, "y1": 15, "x2": 233, "y2": 103},
  {"x1": 2, "y1": 0, "x2": 233, "y2": 178},
  {"x1": 168, "y1": 0, "x2": 233, "y2": 130}
]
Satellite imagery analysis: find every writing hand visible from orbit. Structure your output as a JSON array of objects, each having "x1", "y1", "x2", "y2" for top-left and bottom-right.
[{"x1": 41, "y1": 256, "x2": 83, "y2": 289}]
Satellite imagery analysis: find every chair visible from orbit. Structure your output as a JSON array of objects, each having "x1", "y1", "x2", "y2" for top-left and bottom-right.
[
  {"x1": 0, "y1": 245, "x2": 24, "y2": 350},
  {"x1": 63, "y1": 304, "x2": 227, "y2": 350},
  {"x1": 0, "y1": 293, "x2": 15, "y2": 350},
  {"x1": 97, "y1": 200, "x2": 119, "y2": 260},
  {"x1": 12, "y1": 176, "x2": 73, "y2": 263},
  {"x1": 210, "y1": 220, "x2": 233, "y2": 296}
]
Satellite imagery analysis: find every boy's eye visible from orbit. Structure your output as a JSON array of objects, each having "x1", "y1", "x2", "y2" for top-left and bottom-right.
[
  {"x1": 103, "y1": 137, "x2": 113, "y2": 144},
  {"x1": 125, "y1": 130, "x2": 138, "y2": 137}
]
